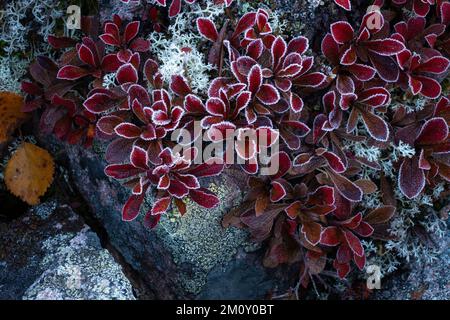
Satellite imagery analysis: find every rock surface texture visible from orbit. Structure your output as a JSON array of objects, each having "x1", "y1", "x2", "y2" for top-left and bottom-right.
[{"x1": 0, "y1": 200, "x2": 135, "y2": 300}]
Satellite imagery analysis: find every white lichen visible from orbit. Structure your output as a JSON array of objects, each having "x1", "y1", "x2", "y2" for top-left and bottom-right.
[
  {"x1": 384, "y1": 188, "x2": 445, "y2": 265},
  {"x1": 0, "y1": 55, "x2": 29, "y2": 93},
  {"x1": 102, "y1": 72, "x2": 117, "y2": 89},
  {"x1": 148, "y1": 1, "x2": 224, "y2": 94},
  {"x1": 391, "y1": 94, "x2": 430, "y2": 114},
  {"x1": 392, "y1": 140, "x2": 416, "y2": 161},
  {"x1": 1, "y1": 0, "x2": 64, "y2": 55}
]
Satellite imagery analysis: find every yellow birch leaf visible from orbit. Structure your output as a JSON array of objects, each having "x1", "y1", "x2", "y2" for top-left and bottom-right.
[
  {"x1": 0, "y1": 91, "x2": 28, "y2": 143},
  {"x1": 4, "y1": 143, "x2": 55, "y2": 205}
]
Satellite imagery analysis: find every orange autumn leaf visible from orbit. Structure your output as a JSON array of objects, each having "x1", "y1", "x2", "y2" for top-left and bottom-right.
[
  {"x1": 4, "y1": 143, "x2": 55, "y2": 205},
  {"x1": 0, "y1": 91, "x2": 29, "y2": 143}
]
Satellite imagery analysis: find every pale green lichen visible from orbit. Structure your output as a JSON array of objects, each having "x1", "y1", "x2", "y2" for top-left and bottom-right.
[{"x1": 154, "y1": 177, "x2": 249, "y2": 294}]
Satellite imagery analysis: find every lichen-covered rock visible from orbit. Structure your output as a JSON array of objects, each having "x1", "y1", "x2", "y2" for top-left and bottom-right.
[
  {"x1": 59, "y1": 142, "x2": 291, "y2": 299},
  {"x1": 0, "y1": 200, "x2": 135, "y2": 300}
]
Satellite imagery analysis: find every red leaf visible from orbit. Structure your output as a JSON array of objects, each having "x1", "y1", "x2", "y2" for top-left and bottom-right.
[
  {"x1": 328, "y1": 170, "x2": 363, "y2": 202},
  {"x1": 301, "y1": 220, "x2": 323, "y2": 246},
  {"x1": 105, "y1": 164, "x2": 142, "y2": 179},
  {"x1": 143, "y1": 212, "x2": 162, "y2": 229},
  {"x1": 441, "y1": 1, "x2": 450, "y2": 25},
  {"x1": 177, "y1": 174, "x2": 200, "y2": 189},
  {"x1": 320, "y1": 226, "x2": 341, "y2": 246},
  {"x1": 333, "y1": 260, "x2": 351, "y2": 279},
  {"x1": 365, "y1": 38, "x2": 405, "y2": 56},
  {"x1": 78, "y1": 44, "x2": 97, "y2": 67},
  {"x1": 57, "y1": 65, "x2": 89, "y2": 80},
  {"x1": 122, "y1": 193, "x2": 145, "y2": 221},
  {"x1": 360, "y1": 109, "x2": 389, "y2": 142},
  {"x1": 196, "y1": 18, "x2": 219, "y2": 42},
  {"x1": 416, "y1": 76, "x2": 442, "y2": 99},
  {"x1": 247, "y1": 39, "x2": 264, "y2": 60},
  {"x1": 270, "y1": 181, "x2": 287, "y2": 202},
  {"x1": 343, "y1": 230, "x2": 364, "y2": 257},
  {"x1": 130, "y1": 38, "x2": 150, "y2": 52},
  {"x1": 48, "y1": 36, "x2": 77, "y2": 49},
  {"x1": 340, "y1": 46, "x2": 357, "y2": 65},
  {"x1": 167, "y1": 179, "x2": 189, "y2": 198},
  {"x1": 369, "y1": 53, "x2": 400, "y2": 83},
  {"x1": 364, "y1": 206, "x2": 396, "y2": 225},
  {"x1": 232, "y1": 12, "x2": 256, "y2": 38},
  {"x1": 206, "y1": 97, "x2": 226, "y2": 116},
  {"x1": 114, "y1": 122, "x2": 142, "y2": 139},
  {"x1": 189, "y1": 188, "x2": 220, "y2": 208},
  {"x1": 415, "y1": 56, "x2": 450, "y2": 74},
  {"x1": 290, "y1": 93, "x2": 304, "y2": 113},
  {"x1": 353, "y1": 221, "x2": 375, "y2": 237},
  {"x1": 184, "y1": 94, "x2": 206, "y2": 114},
  {"x1": 236, "y1": 91, "x2": 252, "y2": 113},
  {"x1": 124, "y1": 21, "x2": 140, "y2": 44},
  {"x1": 130, "y1": 145, "x2": 149, "y2": 170},
  {"x1": 100, "y1": 34, "x2": 120, "y2": 46},
  {"x1": 334, "y1": 0, "x2": 351, "y2": 11},
  {"x1": 295, "y1": 72, "x2": 326, "y2": 88},
  {"x1": 151, "y1": 196, "x2": 172, "y2": 215},
  {"x1": 272, "y1": 151, "x2": 292, "y2": 179},
  {"x1": 347, "y1": 63, "x2": 376, "y2": 81},
  {"x1": 116, "y1": 63, "x2": 138, "y2": 84},
  {"x1": 309, "y1": 185, "x2": 335, "y2": 206},
  {"x1": 287, "y1": 36, "x2": 309, "y2": 55},
  {"x1": 399, "y1": 157, "x2": 426, "y2": 199},
  {"x1": 330, "y1": 21, "x2": 354, "y2": 44},
  {"x1": 416, "y1": 117, "x2": 448, "y2": 145},
  {"x1": 83, "y1": 92, "x2": 114, "y2": 114},
  {"x1": 248, "y1": 64, "x2": 262, "y2": 96},
  {"x1": 271, "y1": 36, "x2": 287, "y2": 68},
  {"x1": 353, "y1": 252, "x2": 366, "y2": 270},
  {"x1": 187, "y1": 160, "x2": 224, "y2": 177},
  {"x1": 97, "y1": 115, "x2": 123, "y2": 135},
  {"x1": 322, "y1": 33, "x2": 340, "y2": 65},
  {"x1": 323, "y1": 151, "x2": 346, "y2": 173},
  {"x1": 170, "y1": 75, "x2": 191, "y2": 97},
  {"x1": 105, "y1": 21, "x2": 120, "y2": 40},
  {"x1": 169, "y1": 0, "x2": 182, "y2": 17},
  {"x1": 337, "y1": 244, "x2": 352, "y2": 264},
  {"x1": 101, "y1": 54, "x2": 122, "y2": 73},
  {"x1": 341, "y1": 212, "x2": 362, "y2": 229},
  {"x1": 256, "y1": 84, "x2": 280, "y2": 105}
]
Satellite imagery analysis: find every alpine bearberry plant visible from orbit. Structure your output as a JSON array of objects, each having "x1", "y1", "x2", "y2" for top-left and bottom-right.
[{"x1": 21, "y1": 0, "x2": 449, "y2": 294}]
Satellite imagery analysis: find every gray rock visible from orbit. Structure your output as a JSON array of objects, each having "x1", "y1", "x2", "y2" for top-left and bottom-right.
[{"x1": 0, "y1": 200, "x2": 135, "y2": 300}]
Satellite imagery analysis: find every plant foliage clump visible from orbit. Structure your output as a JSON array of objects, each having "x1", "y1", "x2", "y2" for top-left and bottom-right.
[{"x1": 20, "y1": 0, "x2": 449, "y2": 289}]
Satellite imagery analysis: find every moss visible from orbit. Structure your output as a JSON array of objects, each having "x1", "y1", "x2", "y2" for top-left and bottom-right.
[{"x1": 154, "y1": 176, "x2": 249, "y2": 294}]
